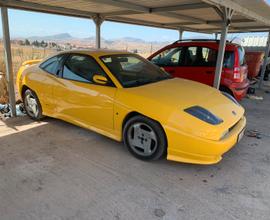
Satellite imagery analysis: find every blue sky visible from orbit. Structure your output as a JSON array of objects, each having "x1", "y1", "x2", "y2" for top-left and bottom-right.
[{"x1": 0, "y1": 8, "x2": 268, "y2": 42}]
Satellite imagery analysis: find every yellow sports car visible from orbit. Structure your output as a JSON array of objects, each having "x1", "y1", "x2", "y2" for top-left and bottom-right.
[{"x1": 17, "y1": 50, "x2": 246, "y2": 164}]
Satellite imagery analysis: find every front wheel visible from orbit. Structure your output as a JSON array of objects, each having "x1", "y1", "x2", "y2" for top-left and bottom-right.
[
  {"x1": 123, "y1": 115, "x2": 167, "y2": 161},
  {"x1": 23, "y1": 89, "x2": 43, "y2": 120}
]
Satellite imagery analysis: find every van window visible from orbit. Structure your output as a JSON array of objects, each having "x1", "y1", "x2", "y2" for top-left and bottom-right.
[
  {"x1": 238, "y1": 47, "x2": 245, "y2": 66},
  {"x1": 223, "y1": 51, "x2": 235, "y2": 69}
]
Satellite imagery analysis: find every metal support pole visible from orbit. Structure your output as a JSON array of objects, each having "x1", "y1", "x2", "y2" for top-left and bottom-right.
[
  {"x1": 213, "y1": 7, "x2": 233, "y2": 89},
  {"x1": 93, "y1": 15, "x2": 104, "y2": 49},
  {"x1": 259, "y1": 31, "x2": 270, "y2": 88},
  {"x1": 1, "y1": 7, "x2": 16, "y2": 116},
  {"x1": 178, "y1": 29, "x2": 184, "y2": 40}
]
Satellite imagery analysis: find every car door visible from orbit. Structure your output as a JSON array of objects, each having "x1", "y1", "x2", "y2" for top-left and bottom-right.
[
  {"x1": 38, "y1": 55, "x2": 66, "y2": 114},
  {"x1": 180, "y1": 46, "x2": 217, "y2": 85},
  {"x1": 52, "y1": 53, "x2": 117, "y2": 132},
  {"x1": 150, "y1": 46, "x2": 185, "y2": 77}
]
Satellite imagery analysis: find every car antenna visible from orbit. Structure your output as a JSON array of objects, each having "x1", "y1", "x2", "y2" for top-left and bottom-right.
[{"x1": 230, "y1": 36, "x2": 238, "y2": 43}]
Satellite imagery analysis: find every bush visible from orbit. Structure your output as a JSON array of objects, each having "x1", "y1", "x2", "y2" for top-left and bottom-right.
[{"x1": 0, "y1": 71, "x2": 8, "y2": 104}]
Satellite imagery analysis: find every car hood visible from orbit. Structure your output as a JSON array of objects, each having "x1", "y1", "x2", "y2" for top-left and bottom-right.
[{"x1": 116, "y1": 78, "x2": 245, "y2": 140}]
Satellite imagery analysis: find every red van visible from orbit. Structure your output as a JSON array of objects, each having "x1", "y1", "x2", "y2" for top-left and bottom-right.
[{"x1": 148, "y1": 39, "x2": 249, "y2": 100}]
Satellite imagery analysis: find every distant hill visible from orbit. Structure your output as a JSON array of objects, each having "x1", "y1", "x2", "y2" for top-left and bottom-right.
[
  {"x1": 28, "y1": 33, "x2": 74, "y2": 41},
  {"x1": 117, "y1": 37, "x2": 145, "y2": 43},
  {"x1": 23, "y1": 33, "x2": 169, "y2": 44},
  {"x1": 12, "y1": 33, "x2": 171, "y2": 56}
]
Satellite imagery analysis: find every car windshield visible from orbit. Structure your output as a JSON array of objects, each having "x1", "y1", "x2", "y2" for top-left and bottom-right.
[{"x1": 100, "y1": 54, "x2": 172, "y2": 88}]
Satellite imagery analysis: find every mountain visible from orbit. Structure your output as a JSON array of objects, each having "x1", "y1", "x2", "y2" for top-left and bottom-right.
[
  {"x1": 117, "y1": 37, "x2": 145, "y2": 43},
  {"x1": 28, "y1": 33, "x2": 74, "y2": 41},
  {"x1": 13, "y1": 33, "x2": 171, "y2": 56},
  {"x1": 23, "y1": 33, "x2": 170, "y2": 44}
]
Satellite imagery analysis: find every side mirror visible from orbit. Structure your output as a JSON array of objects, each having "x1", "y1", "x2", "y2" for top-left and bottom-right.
[
  {"x1": 160, "y1": 67, "x2": 165, "y2": 71},
  {"x1": 93, "y1": 74, "x2": 108, "y2": 85}
]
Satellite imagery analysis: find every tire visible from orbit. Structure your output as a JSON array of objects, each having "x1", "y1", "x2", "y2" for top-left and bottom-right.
[
  {"x1": 220, "y1": 86, "x2": 234, "y2": 97},
  {"x1": 123, "y1": 115, "x2": 167, "y2": 161},
  {"x1": 23, "y1": 89, "x2": 43, "y2": 120}
]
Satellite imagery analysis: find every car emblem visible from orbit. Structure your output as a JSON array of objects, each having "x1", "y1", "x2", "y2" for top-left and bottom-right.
[{"x1": 232, "y1": 110, "x2": 237, "y2": 116}]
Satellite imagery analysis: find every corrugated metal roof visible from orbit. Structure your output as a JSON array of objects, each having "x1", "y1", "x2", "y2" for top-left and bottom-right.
[{"x1": 0, "y1": 0, "x2": 269, "y2": 33}]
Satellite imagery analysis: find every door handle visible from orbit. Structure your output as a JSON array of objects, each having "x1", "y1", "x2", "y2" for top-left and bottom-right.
[
  {"x1": 56, "y1": 69, "x2": 61, "y2": 76},
  {"x1": 206, "y1": 71, "x2": 214, "y2": 74}
]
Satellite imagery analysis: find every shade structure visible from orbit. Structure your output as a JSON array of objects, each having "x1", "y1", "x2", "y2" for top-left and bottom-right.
[{"x1": 0, "y1": 0, "x2": 269, "y2": 33}]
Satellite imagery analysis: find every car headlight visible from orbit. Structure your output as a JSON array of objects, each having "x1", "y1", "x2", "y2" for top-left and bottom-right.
[
  {"x1": 222, "y1": 92, "x2": 240, "y2": 106},
  {"x1": 184, "y1": 106, "x2": 223, "y2": 125}
]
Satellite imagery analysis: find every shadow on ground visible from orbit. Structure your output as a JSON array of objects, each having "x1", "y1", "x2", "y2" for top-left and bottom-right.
[{"x1": 0, "y1": 89, "x2": 270, "y2": 220}]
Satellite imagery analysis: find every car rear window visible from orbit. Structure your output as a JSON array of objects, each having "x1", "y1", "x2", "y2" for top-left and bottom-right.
[
  {"x1": 238, "y1": 47, "x2": 245, "y2": 66},
  {"x1": 223, "y1": 51, "x2": 235, "y2": 69},
  {"x1": 40, "y1": 55, "x2": 64, "y2": 75}
]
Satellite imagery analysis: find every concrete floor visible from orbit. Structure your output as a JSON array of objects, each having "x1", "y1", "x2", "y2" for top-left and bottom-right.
[{"x1": 1, "y1": 91, "x2": 270, "y2": 220}]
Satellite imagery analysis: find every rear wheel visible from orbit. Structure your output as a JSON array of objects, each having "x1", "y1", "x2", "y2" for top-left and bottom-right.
[
  {"x1": 23, "y1": 89, "x2": 43, "y2": 120},
  {"x1": 123, "y1": 115, "x2": 167, "y2": 161}
]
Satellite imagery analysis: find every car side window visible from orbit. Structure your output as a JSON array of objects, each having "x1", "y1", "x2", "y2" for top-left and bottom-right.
[
  {"x1": 185, "y1": 47, "x2": 198, "y2": 66},
  {"x1": 185, "y1": 47, "x2": 218, "y2": 67},
  {"x1": 223, "y1": 51, "x2": 235, "y2": 69},
  {"x1": 201, "y1": 47, "x2": 217, "y2": 66},
  {"x1": 62, "y1": 54, "x2": 106, "y2": 83},
  {"x1": 40, "y1": 55, "x2": 63, "y2": 75},
  {"x1": 151, "y1": 47, "x2": 183, "y2": 66}
]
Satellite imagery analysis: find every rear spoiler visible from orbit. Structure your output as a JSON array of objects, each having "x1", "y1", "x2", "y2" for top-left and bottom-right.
[{"x1": 22, "y1": 59, "x2": 42, "y2": 67}]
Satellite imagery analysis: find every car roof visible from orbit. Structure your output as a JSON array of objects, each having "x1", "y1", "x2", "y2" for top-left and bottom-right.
[
  {"x1": 57, "y1": 49, "x2": 131, "y2": 57},
  {"x1": 170, "y1": 40, "x2": 241, "y2": 50}
]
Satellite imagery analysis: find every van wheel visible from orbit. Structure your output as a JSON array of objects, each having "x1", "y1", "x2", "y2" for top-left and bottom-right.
[
  {"x1": 220, "y1": 86, "x2": 234, "y2": 97},
  {"x1": 123, "y1": 115, "x2": 167, "y2": 161},
  {"x1": 23, "y1": 89, "x2": 43, "y2": 120}
]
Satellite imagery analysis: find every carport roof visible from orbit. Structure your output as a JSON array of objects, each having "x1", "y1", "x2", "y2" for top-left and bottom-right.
[{"x1": 0, "y1": 0, "x2": 270, "y2": 33}]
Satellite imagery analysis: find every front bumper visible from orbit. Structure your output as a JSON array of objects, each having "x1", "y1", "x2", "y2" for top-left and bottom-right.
[
  {"x1": 229, "y1": 80, "x2": 250, "y2": 101},
  {"x1": 165, "y1": 116, "x2": 246, "y2": 164}
]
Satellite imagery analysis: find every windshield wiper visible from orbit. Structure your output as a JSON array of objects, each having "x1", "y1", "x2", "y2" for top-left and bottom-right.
[{"x1": 153, "y1": 75, "x2": 172, "y2": 82}]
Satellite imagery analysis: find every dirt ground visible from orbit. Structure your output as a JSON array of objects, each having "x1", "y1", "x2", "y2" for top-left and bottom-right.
[{"x1": 0, "y1": 89, "x2": 270, "y2": 220}]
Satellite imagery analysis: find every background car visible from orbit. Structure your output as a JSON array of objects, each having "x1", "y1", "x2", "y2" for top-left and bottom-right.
[
  {"x1": 17, "y1": 50, "x2": 246, "y2": 164},
  {"x1": 148, "y1": 39, "x2": 250, "y2": 101}
]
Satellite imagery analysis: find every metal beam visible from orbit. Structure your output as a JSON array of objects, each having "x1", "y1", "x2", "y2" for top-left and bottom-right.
[
  {"x1": 151, "y1": 2, "x2": 211, "y2": 12},
  {"x1": 207, "y1": 18, "x2": 254, "y2": 25},
  {"x1": 107, "y1": 16, "x2": 210, "y2": 34},
  {"x1": 87, "y1": 0, "x2": 149, "y2": 13},
  {"x1": 104, "y1": 2, "x2": 211, "y2": 16},
  {"x1": 93, "y1": 15, "x2": 104, "y2": 49},
  {"x1": 259, "y1": 31, "x2": 270, "y2": 88},
  {"x1": 214, "y1": 7, "x2": 233, "y2": 89},
  {"x1": 157, "y1": 11, "x2": 205, "y2": 24},
  {"x1": 178, "y1": 29, "x2": 184, "y2": 40},
  {"x1": 230, "y1": 25, "x2": 270, "y2": 30},
  {"x1": 1, "y1": 7, "x2": 16, "y2": 116},
  {"x1": 88, "y1": 0, "x2": 205, "y2": 24},
  {"x1": 204, "y1": 0, "x2": 270, "y2": 26},
  {"x1": 0, "y1": 0, "x2": 97, "y2": 19},
  {"x1": 163, "y1": 18, "x2": 255, "y2": 27},
  {"x1": 103, "y1": 10, "x2": 144, "y2": 17}
]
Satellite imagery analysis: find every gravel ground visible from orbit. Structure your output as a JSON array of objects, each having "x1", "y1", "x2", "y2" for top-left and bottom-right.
[{"x1": 0, "y1": 88, "x2": 270, "y2": 220}]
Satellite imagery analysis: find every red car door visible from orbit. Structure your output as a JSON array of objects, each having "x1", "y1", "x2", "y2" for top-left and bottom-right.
[
  {"x1": 150, "y1": 45, "x2": 217, "y2": 86},
  {"x1": 150, "y1": 46, "x2": 185, "y2": 77},
  {"x1": 178, "y1": 46, "x2": 217, "y2": 86}
]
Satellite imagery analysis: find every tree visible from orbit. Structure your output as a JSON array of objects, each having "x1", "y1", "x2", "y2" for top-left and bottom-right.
[{"x1": 24, "y1": 39, "x2": 30, "y2": 46}]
